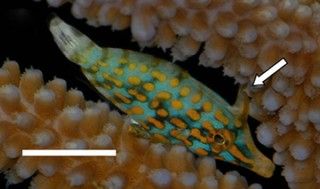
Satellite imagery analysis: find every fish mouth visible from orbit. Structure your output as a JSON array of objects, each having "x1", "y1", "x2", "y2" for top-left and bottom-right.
[
  {"x1": 244, "y1": 125, "x2": 275, "y2": 178},
  {"x1": 226, "y1": 143, "x2": 275, "y2": 178},
  {"x1": 249, "y1": 149, "x2": 275, "y2": 178}
]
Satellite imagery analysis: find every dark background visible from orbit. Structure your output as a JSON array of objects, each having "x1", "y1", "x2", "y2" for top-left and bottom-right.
[{"x1": 0, "y1": 1, "x2": 287, "y2": 188}]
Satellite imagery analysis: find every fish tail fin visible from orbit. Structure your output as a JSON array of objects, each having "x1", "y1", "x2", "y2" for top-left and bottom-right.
[{"x1": 49, "y1": 16, "x2": 100, "y2": 66}]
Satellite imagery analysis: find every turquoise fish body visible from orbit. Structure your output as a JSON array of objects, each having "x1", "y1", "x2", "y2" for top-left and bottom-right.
[{"x1": 49, "y1": 16, "x2": 275, "y2": 177}]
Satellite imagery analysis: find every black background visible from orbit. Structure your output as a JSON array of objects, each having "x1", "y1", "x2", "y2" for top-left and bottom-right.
[{"x1": 0, "y1": 1, "x2": 287, "y2": 188}]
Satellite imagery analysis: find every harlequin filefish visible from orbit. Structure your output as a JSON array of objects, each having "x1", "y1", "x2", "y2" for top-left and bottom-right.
[{"x1": 49, "y1": 16, "x2": 275, "y2": 177}]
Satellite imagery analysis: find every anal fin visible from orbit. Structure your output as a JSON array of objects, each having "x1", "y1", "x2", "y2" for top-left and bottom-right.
[{"x1": 231, "y1": 85, "x2": 249, "y2": 122}]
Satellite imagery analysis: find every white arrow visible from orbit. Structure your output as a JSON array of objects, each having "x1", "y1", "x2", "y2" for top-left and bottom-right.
[{"x1": 253, "y1": 58, "x2": 288, "y2": 86}]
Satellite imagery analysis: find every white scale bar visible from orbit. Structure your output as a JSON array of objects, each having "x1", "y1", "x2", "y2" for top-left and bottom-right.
[{"x1": 22, "y1": 149, "x2": 117, "y2": 157}]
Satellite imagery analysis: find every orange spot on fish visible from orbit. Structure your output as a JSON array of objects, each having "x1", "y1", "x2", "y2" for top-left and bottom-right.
[
  {"x1": 171, "y1": 100, "x2": 183, "y2": 109},
  {"x1": 151, "y1": 134, "x2": 170, "y2": 143},
  {"x1": 202, "y1": 101, "x2": 212, "y2": 112},
  {"x1": 187, "y1": 109, "x2": 201, "y2": 121},
  {"x1": 114, "y1": 93, "x2": 131, "y2": 104},
  {"x1": 143, "y1": 83, "x2": 154, "y2": 91},
  {"x1": 140, "y1": 65, "x2": 148, "y2": 73},
  {"x1": 170, "y1": 78, "x2": 179, "y2": 87},
  {"x1": 191, "y1": 93, "x2": 202, "y2": 103},
  {"x1": 150, "y1": 99, "x2": 160, "y2": 109},
  {"x1": 128, "y1": 76, "x2": 141, "y2": 85},
  {"x1": 190, "y1": 128, "x2": 207, "y2": 143},
  {"x1": 103, "y1": 73, "x2": 123, "y2": 87},
  {"x1": 128, "y1": 106, "x2": 144, "y2": 115},
  {"x1": 114, "y1": 68, "x2": 124, "y2": 75},
  {"x1": 202, "y1": 121, "x2": 214, "y2": 132},
  {"x1": 157, "y1": 109, "x2": 169, "y2": 117},
  {"x1": 128, "y1": 63, "x2": 136, "y2": 70},
  {"x1": 157, "y1": 91, "x2": 171, "y2": 100},
  {"x1": 170, "y1": 118, "x2": 187, "y2": 129},
  {"x1": 148, "y1": 117, "x2": 165, "y2": 129},
  {"x1": 214, "y1": 110, "x2": 229, "y2": 125},
  {"x1": 195, "y1": 148, "x2": 209, "y2": 156},
  {"x1": 152, "y1": 71, "x2": 166, "y2": 82},
  {"x1": 179, "y1": 86, "x2": 190, "y2": 97},
  {"x1": 170, "y1": 129, "x2": 192, "y2": 146}
]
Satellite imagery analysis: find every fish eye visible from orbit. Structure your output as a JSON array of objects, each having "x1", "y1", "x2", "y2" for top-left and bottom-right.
[{"x1": 213, "y1": 134, "x2": 225, "y2": 145}]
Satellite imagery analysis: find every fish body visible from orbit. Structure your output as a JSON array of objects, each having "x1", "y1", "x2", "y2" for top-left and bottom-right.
[{"x1": 49, "y1": 16, "x2": 275, "y2": 177}]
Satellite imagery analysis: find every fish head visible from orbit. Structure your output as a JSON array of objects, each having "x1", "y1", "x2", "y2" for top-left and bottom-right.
[{"x1": 207, "y1": 121, "x2": 275, "y2": 178}]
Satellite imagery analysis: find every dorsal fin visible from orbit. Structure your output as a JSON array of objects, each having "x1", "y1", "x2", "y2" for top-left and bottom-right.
[{"x1": 231, "y1": 85, "x2": 249, "y2": 121}]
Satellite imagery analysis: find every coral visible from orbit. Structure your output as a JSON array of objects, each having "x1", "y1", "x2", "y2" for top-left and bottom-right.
[
  {"x1": 0, "y1": 59, "x2": 261, "y2": 189},
  {"x1": 37, "y1": 0, "x2": 320, "y2": 188}
]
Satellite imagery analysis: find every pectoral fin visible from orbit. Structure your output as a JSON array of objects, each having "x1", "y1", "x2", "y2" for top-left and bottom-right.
[{"x1": 128, "y1": 118, "x2": 151, "y2": 139}]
